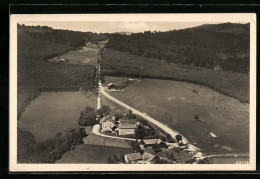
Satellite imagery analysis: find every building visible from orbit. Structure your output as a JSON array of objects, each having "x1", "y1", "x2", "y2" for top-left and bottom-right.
[
  {"x1": 107, "y1": 83, "x2": 116, "y2": 89},
  {"x1": 214, "y1": 65, "x2": 221, "y2": 71},
  {"x1": 143, "y1": 139, "x2": 163, "y2": 148},
  {"x1": 118, "y1": 119, "x2": 137, "y2": 135},
  {"x1": 124, "y1": 153, "x2": 143, "y2": 164},
  {"x1": 100, "y1": 115, "x2": 115, "y2": 132},
  {"x1": 142, "y1": 152, "x2": 157, "y2": 163},
  {"x1": 107, "y1": 83, "x2": 126, "y2": 90}
]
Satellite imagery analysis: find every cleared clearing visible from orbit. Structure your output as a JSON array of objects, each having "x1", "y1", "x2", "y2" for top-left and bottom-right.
[
  {"x1": 18, "y1": 92, "x2": 96, "y2": 142},
  {"x1": 104, "y1": 76, "x2": 249, "y2": 155},
  {"x1": 49, "y1": 43, "x2": 99, "y2": 65}
]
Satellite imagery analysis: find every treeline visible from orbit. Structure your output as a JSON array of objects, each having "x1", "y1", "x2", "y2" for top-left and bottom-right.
[
  {"x1": 17, "y1": 127, "x2": 86, "y2": 163},
  {"x1": 107, "y1": 23, "x2": 249, "y2": 73},
  {"x1": 18, "y1": 24, "x2": 108, "y2": 47},
  {"x1": 102, "y1": 48, "x2": 249, "y2": 103}
]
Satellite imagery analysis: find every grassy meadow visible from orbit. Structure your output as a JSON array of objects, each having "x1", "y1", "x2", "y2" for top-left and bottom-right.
[
  {"x1": 105, "y1": 77, "x2": 249, "y2": 155},
  {"x1": 49, "y1": 43, "x2": 100, "y2": 66},
  {"x1": 56, "y1": 144, "x2": 134, "y2": 163},
  {"x1": 18, "y1": 92, "x2": 96, "y2": 142},
  {"x1": 102, "y1": 48, "x2": 249, "y2": 103}
]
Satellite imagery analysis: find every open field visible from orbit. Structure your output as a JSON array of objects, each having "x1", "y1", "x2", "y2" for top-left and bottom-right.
[
  {"x1": 209, "y1": 156, "x2": 249, "y2": 164},
  {"x1": 102, "y1": 48, "x2": 249, "y2": 103},
  {"x1": 104, "y1": 77, "x2": 249, "y2": 155},
  {"x1": 49, "y1": 43, "x2": 99, "y2": 65},
  {"x1": 83, "y1": 133, "x2": 132, "y2": 148},
  {"x1": 18, "y1": 92, "x2": 96, "y2": 142},
  {"x1": 56, "y1": 144, "x2": 134, "y2": 163}
]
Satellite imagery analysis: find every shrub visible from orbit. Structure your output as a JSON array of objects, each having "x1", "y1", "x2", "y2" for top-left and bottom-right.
[{"x1": 194, "y1": 114, "x2": 200, "y2": 121}]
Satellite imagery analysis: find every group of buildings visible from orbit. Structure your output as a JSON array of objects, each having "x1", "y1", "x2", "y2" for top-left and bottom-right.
[
  {"x1": 124, "y1": 138, "x2": 172, "y2": 164},
  {"x1": 100, "y1": 115, "x2": 141, "y2": 135}
]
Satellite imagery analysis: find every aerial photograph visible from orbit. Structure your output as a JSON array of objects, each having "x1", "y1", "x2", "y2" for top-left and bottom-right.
[{"x1": 13, "y1": 15, "x2": 252, "y2": 168}]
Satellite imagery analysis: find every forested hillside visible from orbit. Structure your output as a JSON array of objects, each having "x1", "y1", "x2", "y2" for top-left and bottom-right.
[
  {"x1": 18, "y1": 24, "x2": 108, "y2": 46},
  {"x1": 17, "y1": 24, "x2": 99, "y2": 119},
  {"x1": 107, "y1": 23, "x2": 250, "y2": 73},
  {"x1": 102, "y1": 49, "x2": 249, "y2": 103}
]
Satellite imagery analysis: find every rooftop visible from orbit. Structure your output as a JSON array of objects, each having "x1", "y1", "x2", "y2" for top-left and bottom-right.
[
  {"x1": 125, "y1": 153, "x2": 142, "y2": 162},
  {"x1": 107, "y1": 83, "x2": 116, "y2": 87},
  {"x1": 143, "y1": 139, "x2": 162, "y2": 145},
  {"x1": 142, "y1": 152, "x2": 156, "y2": 162}
]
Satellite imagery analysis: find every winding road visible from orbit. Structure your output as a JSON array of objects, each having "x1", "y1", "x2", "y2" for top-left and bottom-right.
[
  {"x1": 99, "y1": 87, "x2": 200, "y2": 152},
  {"x1": 94, "y1": 45, "x2": 201, "y2": 154}
]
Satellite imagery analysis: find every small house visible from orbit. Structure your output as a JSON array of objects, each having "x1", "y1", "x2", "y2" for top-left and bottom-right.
[
  {"x1": 143, "y1": 139, "x2": 162, "y2": 148},
  {"x1": 107, "y1": 83, "x2": 116, "y2": 89},
  {"x1": 107, "y1": 83, "x2": 125, "y2": 90},
  {"x1": 214, "y1": 65, "x2": 221, "y2": 71},
  {"x1": 124, "y1": 153, "x2": 143, "y2": 164}
]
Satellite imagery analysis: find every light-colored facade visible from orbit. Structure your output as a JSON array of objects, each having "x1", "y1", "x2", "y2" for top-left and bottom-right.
[
  {"x1": 118, "y1": 119, "x2": 137, "y2": 135},
  {"x1": 101, "y1": 120, "x2": 115, "y2": 132},
  {"x1": 100, "y1": 115, "x2": 115, "y2": 132},
  {"x1": 118, "y1": 128, "x2": 135, "y2": 135}
]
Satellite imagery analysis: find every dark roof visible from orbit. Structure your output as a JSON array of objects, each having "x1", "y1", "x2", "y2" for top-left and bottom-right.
[
  {"x1": 145, "y1": 148, "x2": 157, "y2": 155},
  {"x1": 125, "y1": 153, "x2": 142, "y2": 162},
  {"x1": 120, "y1": 119, "x2": 137, "y2": 123},
  {"x1": 118, "y1": 124, "x2": 137, "y2": 129}
]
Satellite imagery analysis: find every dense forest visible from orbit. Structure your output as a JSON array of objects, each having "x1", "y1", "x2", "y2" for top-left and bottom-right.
[
  {"x1": 17, "y1": 24, "x2": 101, "y2": 119},
  {"x1": 107, "y1": 23, "x2": 250, "y2": 73}
]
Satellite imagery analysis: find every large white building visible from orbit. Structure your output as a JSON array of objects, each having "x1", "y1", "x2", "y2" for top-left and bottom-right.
[
  {"x1": 118, "y1": 119, "x2": 137, "y2": 135},
  {"x1": 100, "y1": 115, "x2": 115, "y2": 132}
]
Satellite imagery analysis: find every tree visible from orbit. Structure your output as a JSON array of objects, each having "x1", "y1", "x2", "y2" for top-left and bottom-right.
[
  {"x1": 78, "y1": 107, "x2": 96, "y2": 126},
  {"x1": 175, "y1": 134, "x2": 182, "y2": 142},
  {"x1": 194, "y1": 114, "x2": 200, "y2": 121},
  {"x1": 131, "y1": 141, "x2": 141, "y2": 152},
  {"x1": 135, "y1": 125, "x2": 145, "y2": 140},
  {"x1": 96, "y1": 105, "x2": 111, "y2": 118},
  {"x1": 126, "y1": 110, "x2": 136, "y2": 119},
  {"x1": 166, "y1": 134, "x2": 172, "y2": 140}
]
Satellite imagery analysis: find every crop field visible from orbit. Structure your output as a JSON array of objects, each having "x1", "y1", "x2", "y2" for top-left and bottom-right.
[
  {"x1": 18, "y1": 92, "x2": 96, "y2": 142},
  {"x1": 56, "y1": 144, "x2": 134, "y2": 163},
  {"x1": 49, "y1": 44, "x2": 99, "y2": 65},
  {"x1": 105, "y1": 77, "x2": 249, "y2": 155}
]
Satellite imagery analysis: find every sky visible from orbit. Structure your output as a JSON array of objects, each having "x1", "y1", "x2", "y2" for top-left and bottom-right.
[{"x1": 20, "y1": 21, "x2": 210, "y2": 33}]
